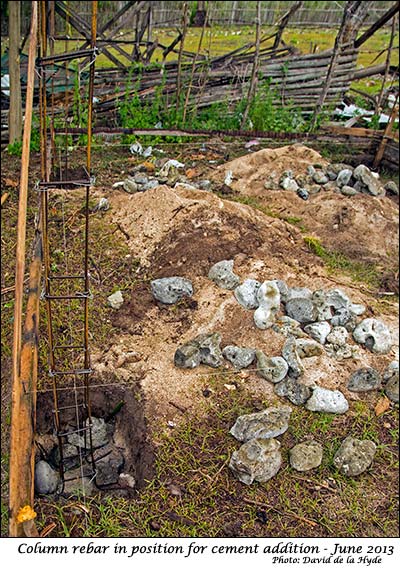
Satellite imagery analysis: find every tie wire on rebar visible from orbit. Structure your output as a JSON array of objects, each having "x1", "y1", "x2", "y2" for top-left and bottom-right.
[{"x1": 38, "y1": 0, "x2": 98, "y2": 496}]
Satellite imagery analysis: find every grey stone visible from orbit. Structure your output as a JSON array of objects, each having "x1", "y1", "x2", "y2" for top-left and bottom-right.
[
  {"x1": 134, "y1": 173, "x2": 149, "y2": 185},
  {"x1": 326, "y1": 288, "x2": 351, "y2": 310},
  {"x1": 208, "y1": 259, "x2": 240, "y2": 290},
  {"x1": 67, "y1": 417, "x2": 109, "y2": 449},
  {"x1": 308, "y1": 184, "x2": 322, "y2": 195},
  {"x1": 142, "y1": 179, "x2": 159, "y2": 191},
  {"x1": 174, "y1": 342, "x2": 201, "y2": 368},
  {"x1": 333, "y1": 437, "x2": 376, "y2": 476},
  {"x1": 304, "y1": 321, "x2": 331, "y2": 344},
  {"x1": 123, "y1": 176, "x2": 138, "y2": 193},
  {"x1": 326, "y1": 326, "x2": 349, "y2": 347},
  {"x1": 325, "y1": 343, "x2": 358, "y2": 361},
  {"x1": 198, "y1": 180, "x2": 212, "y2": 191},
  {"x1": 274, "y1": 376, "x2": 312, "y2": 406},
  {"x1": 107, "y1": 290, "x2": 124, "y2": 309},
  {"x1": 223, "y1": 346, "x2": 256, "y2": 369},
  {"x1": 285, "y1": 297, "x2": 316, "y2": 324},
  {"x1": 280, "y1": 176, "x2": 299, "y2": 192},
  {"x1": 312, "y1": 290, "x2": 333, "y2": 321},
  {"x1": 353, "y1": 318, "x2": 392, "y2": 354},
  {"x1": 384, "y1": 180, "x2": 399, "y2": 196},
  {"x1": 307, "y1": 165, "x2": 316, "y2": 176},
  {"x1": 297, "y1": 188, "x2": 309, "y2": 200},
  {"x1": 305, "y1": 386, "x2": 349, "y2": 414},
  {"x1": 336, "y1": 169, "x2": 353, "y2": 188},
  {"x1": 253, "y1": 281, "x2": 281, "y2": 329},
  {"x1": 286, "y1": 287, "x2": 313, "y2": 302},
  {"x1": 230, "y1": 405, "x2": 292, "y2": 442},
  {"x1": 229, "y1": 438, "x2": 282, "y2": 485},
  {"x1": 383, "y1": 361, "x2": 399, "y2": 403},
  {"x1": 326, "y1": 169, "x2": 338, "y2": 181},
  {"x1": 256, "y1": 350, "x2": 288, "y2": 383},
  {"x1": 52, "y1": 444, "x2": 80, "y2": 470},
  {"x1": 94, "y1": 443, "x2": 124, "y2": 486},
  {"x1": 323, "y1": 181, "x2": 340, "y2": 192},
  {"x1": 272, "y1": 316, "x2": 307, "y2": 338},
  {"x1": 119, "y1": 472, "x2": 136, "y2": 489},
  {"x1": 353, "y1": 164, "x2": 384, "y2": 197},
  {"x1": 330, "y1": 308, "x2": 357, "y2": 330},
  {"x1": 34, "y1": 460, "x2": 60, "y2": 495},
  {"x1": 313, "y1": 171, "x2": 329, "y2": 184},
  {"x1": 273, "y1": 279, "x2": 289, "y2": 303},
  {"x1": 234, "y1": 279, "x2": 261, "y2": 309},
  {"x1": 340, "y1": 185, "x2": 358, "y2": 196},
  {"x1": 329, "y1": 163, "x2": 354, "y2": 175},
  {"x1": 282, "y1": 336, "x2": 304, "y2": 378},
  {"x1": 289, "y1": 441, "x2": 323, "y2": 471},
  {"x1": 349, "y1": 303, "x2": 366, "y2": 317},
  {"x1": 295, "y1": 338, "x2": 324, "y2": 358},
  {"x1": 150, "y1": 276, "x2": 193, "y2": 304},
  {"x1": 348, "y1": 367, "x2": 382, "y2": 392},
  {"x1": 62, "y1": 468, "x2": 96, "y2": 497}
]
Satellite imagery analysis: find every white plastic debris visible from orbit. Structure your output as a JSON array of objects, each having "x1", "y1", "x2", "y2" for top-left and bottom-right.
[
  {"x1": 159, "y1": 159, "x2": 185, "y2": 177},
  {"x1": 130, "y1": 142, "x2": 143, "y2": 155},
  {"x1": 112, "y1": 181, "x2": 125, "y2": 188},
  {"x1": 224, "y1": 170, "x2": 234, "y2": 186},
  {"x1": 142, "y1": 146, "x2": 153, "y2": 158}
]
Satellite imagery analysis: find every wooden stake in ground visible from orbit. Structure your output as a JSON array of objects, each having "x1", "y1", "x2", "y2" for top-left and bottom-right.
[
  {"x1": 8, "y1": 0, "x2": 22, "y2": 144},
  {"x1": 9, "y1": 0, "x2": 39, "y2": 538},
  {"x1": 373, "y1": 96, "x2": 399, "y2": 169},
  {"x1": 240, "y1": 1, "x2": 261, "y2": 129}
]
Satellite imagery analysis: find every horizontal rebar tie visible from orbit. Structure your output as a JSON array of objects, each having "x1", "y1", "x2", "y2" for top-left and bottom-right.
[
  {"x1": 36, "y1": 178, "x2": 93, "y2": 189},
  {"x1": 48, "y1": 275, "x2": 85, "y2": 280},
  {"x1": 63, "y1": 470, "x2": 96, "y2": 483},
  {"x1": 49, "y1": 368, "x2": 92, "y2": 376},
  {"x1": 57, "y1": 425, "x2": 92, "y2": 438},
  {"x1": 54, "y1": 403, "x2": 87, "y2": 412},
  {"x1": 43, "y1": 291, "x2": 91, "y2": 300},
  {"x1": 37, "y1": 47, "x2": 98, "y2": 66}
]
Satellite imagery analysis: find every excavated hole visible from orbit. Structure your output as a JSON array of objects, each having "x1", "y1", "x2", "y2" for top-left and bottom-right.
[{"x1": 35, "y1": 376, "x2": 155, "y2": 497}]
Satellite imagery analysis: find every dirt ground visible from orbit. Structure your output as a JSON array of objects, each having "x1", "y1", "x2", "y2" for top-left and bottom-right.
[{"x1": 88, "y1": 144, "x2": 399, "y2": 433}]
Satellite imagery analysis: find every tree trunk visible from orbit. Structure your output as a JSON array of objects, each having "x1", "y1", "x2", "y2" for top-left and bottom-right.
[
  {"x1": 9, "y1": 0, "x2": 23, "y2": 144},
  {"x1": 192, "y1": 0, "x2": 207, "y2": 27}
]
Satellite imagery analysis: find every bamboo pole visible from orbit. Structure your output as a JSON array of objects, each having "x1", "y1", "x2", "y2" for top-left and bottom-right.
[{"x1": 9, "y1": 0, "x2": 39, "y2": 537}]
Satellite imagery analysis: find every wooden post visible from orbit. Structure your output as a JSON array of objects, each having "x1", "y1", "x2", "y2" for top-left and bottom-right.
[
  {"x1": 373, "y1": 97, "x2": 399, "y2": 169},
  {"x1": 9, "y1": 0, "x2": 39, "y2": 538},
  {"x1": 240, "y1": 1, "x2": 261, "y2": 129},
  {"x1": 8, "y1": 0, "x2": 23, "y2": 144}
]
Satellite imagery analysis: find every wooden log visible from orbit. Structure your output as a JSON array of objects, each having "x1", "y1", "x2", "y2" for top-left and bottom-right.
[
  {"x1": 373, "y1": 99, "x2": 399, "y2": 168},
  {"x1": 355, "y1": 2, "x2": 400, "y2": 48},
  {"x1": 9, "y1": 0, "x2": 38, "y2": 538}
]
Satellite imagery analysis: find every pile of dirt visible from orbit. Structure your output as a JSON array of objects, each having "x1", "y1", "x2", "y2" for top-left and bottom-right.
[
  {"x1": 212, "y1": 144, "x2": 399, "y2": 267},
  {"x1": 91, "y1": 181, "x2": 399, "y2": 433}
]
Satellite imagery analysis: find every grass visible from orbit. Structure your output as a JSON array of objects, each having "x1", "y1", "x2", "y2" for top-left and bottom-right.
[
  {"x1": 33, "y1": 383, "x2": 399, "y2": 538},
  {"x1": 303, "y1": 235, "x2": 383, "y2": 289}
]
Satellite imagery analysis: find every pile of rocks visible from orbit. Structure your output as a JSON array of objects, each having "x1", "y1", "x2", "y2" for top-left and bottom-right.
[
  {"x1": 150, "y1": 268, "x2": 398, "y2": 409},
  {"x1": 267, "y1": 162, "x2": 399, "y2": 200},
  {"x1": 34, "y1": 416, "x2": 135, "y2": 497},
  {"x1": 227, "y1": 405, "x2": 377, "y2": 484}
]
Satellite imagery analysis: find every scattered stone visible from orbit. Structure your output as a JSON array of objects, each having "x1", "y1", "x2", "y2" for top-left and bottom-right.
[
  {"x1": 34, "y1": 460, "x2": 60, "y2": 495},
  {"x1": 198, "y1": 179, "x2": 212, "y2": 191},
  {"x1": 107, "y1": 290, "x2": 124, "y2": 310},
  {"x1": 274, "y1": 376, "x2": 312, "y2": 406},
  {"x1": 94, "y1": 443, "x2": 124, "y2": 486},
  {"x1": 305, "y1": 386, "x2": 349, "y2": 414},
  {"x1": 304, "y1": 321, "x2": 331, "y2": 344},
  {"x1": 134, "y1": 173, "x2": 149, "y2": 185},
  {"x1": 272, "y1": 316, "x2": 307, "y2": 338},
  {"x1": 122, "y1": 176, "x2": 138, "y2": 193},
  {"x1": 336, "y1": 169, "x2": 353, "y2": 188},
  {"x1": 256, "y1": 350, "x2": 288, "y2": 383},
  {"x1": 230, "y1": 406, "x2": 292, "y2": 442},
  {"x1": 94, "y1": 197, "x2": 110, "y2": 212},
  {"x1": 118, "y1": 473, "x2": 136, "y2": 489},
  {"x1": 285, "y1": 297, "x2": 316, "y2": 324},
  {"x1": 253, "y1": 281, "x2": 281, "y2": 329},
  {"x1": 340, "y1": 185, "x2": 358, "y2": 197},
  {"x1": 312, "y1": 290, "x2": 333, "y2": 321},
  {"x1": 175, "y1": 332, "x2": 223, "y2": 368},
  {"x1": 313, "y1": 171, "x2": 329, "y2": 184},
  {"x1": 280, "y1": 176, "x2": 299, "y2": 192},
  {"x1": 52, "y1": 443, "x2": 80, "y2": 471},
  {"x1": 282, "y1": 336, "x2": 304, "y2": 378},
  {"x1": 325, "y1": 343, "x2": 358, "y2": 361},
  {"x1": 234, "y1": 279, "x2": 261, "y2": 309},
  {"x1": 289, "y1": 441, "x2": 323, "y2": 471},
  {"x1": 286, "y1": 287, "x2": 313, "y2": 301},
  {"x1": 229, "y1": 438, "x2": 282, "y2": 485},
  {"x1": 326, "y1": 326, "x2": 349, "y2": 347},
  {"x1": 306, "y1": 165, "x2": 316, "y2": 176},
  {"x1": 223, "y1": 346, "x2": 256, "y2": 369},
  {"x1": 150, "y1": 276, "x2": 194, "y2": 304},
  {"x1": 67, "y1": 417, "x2": 109, "y2": 449},
  {"x1": 295, "y1": 338, "x2": 324, "y2": 358},
  {"x1": 348, "y1": 367, "x2": 382, "y2": 392},
  {"x1": 297, "y1": 188, "x2": 309, "y2": 200},
  {"x1": 208, "y1": 259, "x2": 240, "y2": 290},
  {"x1": 142, "y1": 179, "x2": 159, "y2": 191},
  {"x1": 353, "y1": 318, "x2": 392, "y2": 354},
  {"x1": 353, "y1": 164, "x2": 384, "y2": 197},
  {"x1": 323, "y1": 181, "x2": 339, "y2": 192},
  {"x1": 330, "y1": 308, "x2": 358, "y2": 330},
  {"x1": 329, "y1": 163, "x2": 353, "y2": 176},
  {"x1": 333, "y1": 437, "x2": 376, "y2": 476},
  {"x1": 62, "y1": 467, "x2": 96, "y2": 497},
  {"x1": 273, "y1": 279, "x2": 289, "y2": 303},
  {"x1": 383, "y1": 361, "x2": 399, "y2": 403},
  {"x1": 384, "y1": 180, "x2": 399, "y2": 196}
]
